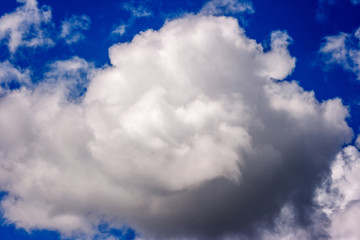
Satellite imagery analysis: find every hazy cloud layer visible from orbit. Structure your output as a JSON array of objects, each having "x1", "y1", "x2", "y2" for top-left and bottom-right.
[
  {"x1": 0, "y1": 14, "x2": 353, "y2": 240},
  {"x1": 320, "y1": 26, "x2": 360, "y2": 79},
  {"x1": 317, "y1": 0, "x2": 360, "y2": 22}
]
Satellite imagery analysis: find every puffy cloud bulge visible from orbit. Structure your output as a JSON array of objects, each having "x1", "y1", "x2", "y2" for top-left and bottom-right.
[
  {"x1": 0, "y1": 14, "x2": 352, "y2": 239},
  {"x1": 315, "y1": 145, "x2": 360, "y2": 240}
]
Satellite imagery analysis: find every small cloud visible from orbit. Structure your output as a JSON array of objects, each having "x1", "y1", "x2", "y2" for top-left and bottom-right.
[
  {"x1": 109, "y1": 3, "x2": 151, "y2": 38},
  {"x1": 123, "y1": 3, "x2": 152, "y2": 18},
  {"x1": 111, "y1": 24, "x2": 127, "y2": 36},
  {"x1": 319, "y1": 26, "x2": 360, "y2": 79},
  {"x1": 0, "y1": 0, "x2": 54, "y2": 54},
  {"x1": 60, "y1": 15, "x2": 91, "y2": 45},
  {"x1": 200, "y1": 0, "x2": 254, "y2": 16}
]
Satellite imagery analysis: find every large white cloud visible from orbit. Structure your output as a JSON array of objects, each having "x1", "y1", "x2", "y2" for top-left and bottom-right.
[{"x1": 0, "y1": 15, "x2": 352, "y2": 239}]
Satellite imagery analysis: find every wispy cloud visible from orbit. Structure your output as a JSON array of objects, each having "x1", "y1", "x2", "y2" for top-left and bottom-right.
[
  {"x1": 317, "y1": 0, "x2": 360, "y2": 22},
  {"x1": 60, "y1": 14, "x2": 91, "y2": 45},
  {"x1": 111, "y1": 24, "x2": 127, "y2": 36},
  {"x1": 200, "y1": 0, "x2": 254, "y2": 16},
  {"x1": 0, "y1": 0, "x2": 53, "y2": 54},
  {"x1": 320, "y1": 26, "x2": 360, "y2": 79},
  {"x1": 110, "y1": 2, "x2": 152, "y2": 38},
  {"x1": 123, "y1": 2, "x2": 152, "y2": 18},
  {"x1": 0, "y1": 61, "x2": 31, "y2": 95}
]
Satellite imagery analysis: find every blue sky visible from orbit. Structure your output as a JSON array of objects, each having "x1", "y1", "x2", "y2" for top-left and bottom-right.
[{"x1": 0, "y1": 0, "x2": 360, "y2": 239}]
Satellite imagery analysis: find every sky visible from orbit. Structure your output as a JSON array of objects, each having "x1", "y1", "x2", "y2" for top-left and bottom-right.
[{"x1": 0, "y1": 0, "x2": 360, "y2": 239}]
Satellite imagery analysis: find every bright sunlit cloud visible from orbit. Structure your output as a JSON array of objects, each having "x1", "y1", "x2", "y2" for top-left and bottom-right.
[{"x1": 0, "y1": 0, "x2": 359, "y2": 240}]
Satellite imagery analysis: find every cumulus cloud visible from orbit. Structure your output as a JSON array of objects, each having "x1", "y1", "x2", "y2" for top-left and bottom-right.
[
  {"x1": 200, "y1": 0, "x2": 254, "y2": 16},
  {"x1": 0, "y1": 0, "x2": 53, "y2": 53},
  {"x1": 320, "y1": 26, "x2": 360, "y2": 79},
  {"x1": 315, "y1": 143, "x2": 360, "y2": 239},
  {"x1": 0, "y1": 15, "x2": 352, "y2": 240},
  {"x1": 60, "y1": 15, "x2": 91, "y2": 45}
]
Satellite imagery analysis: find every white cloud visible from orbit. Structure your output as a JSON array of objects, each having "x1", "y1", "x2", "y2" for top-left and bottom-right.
[
  {"x1": 0, "y1": 61, "x2": 31, "y2": 85},
  {"x1": 315, "y1": 144, "x2": 360, "y2": 239},
  {"x1": 110, "y1": 3, "x2": 151, "y2": 38},
  {"x1": 320, "y1": 26, "x2": 360, "y2": 79},
  {"x1": 0, "y1": 0, "x2": 53, "y2": 53},
  {"x1": 60, "y1": 15, "x2": 91, "y2": 45},
  {"x1": 112, "y1": 24, "x2": 127, "y2": 36},
  {"x1": 257, "y1": 204, "x2": 312, "y2": 240},
  {"x1": 0, "y1": 61, "x2": 31, "y2": 96},
  {"x1": 0, "y1": 15, "x2": 352, "y2": 239},
  {"x1": 259, "y1": 30, "x2": 295, "y2": 80},
  {"x1": 44, "y1": 56, "x2": 95, "y2": 100},
  {"x1": 200, "y1": 0, "x2": 254, "y2": 16},
  {"x1": 123, "y1": 3, "x2": 152, "y2": 18}
]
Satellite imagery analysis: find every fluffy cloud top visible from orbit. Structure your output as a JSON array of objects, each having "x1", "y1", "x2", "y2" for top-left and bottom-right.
[
  {"x1": 0, "y1": 0, "x2": 53, "y2": 53},
  {"x1": 320, "y1": 26, "x2": 360, "y2": 79},
  {"x1": 0, "y1": 14, "x2": 352, "y2": 240}
]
